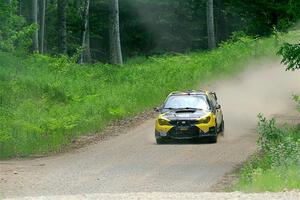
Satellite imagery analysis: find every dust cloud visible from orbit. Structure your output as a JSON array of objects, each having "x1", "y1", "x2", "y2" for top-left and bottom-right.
[{"x1": 207, "y1": 59, "x2": 300, "y2": 137}]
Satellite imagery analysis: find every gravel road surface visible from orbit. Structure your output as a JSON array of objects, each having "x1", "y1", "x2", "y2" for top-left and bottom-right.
[
  {"x1": 4, "y1": 191, "x2": 300, "y2": 200},
  {"x1": 1, "y1": 60, "x2": 300, "y2": 199}
]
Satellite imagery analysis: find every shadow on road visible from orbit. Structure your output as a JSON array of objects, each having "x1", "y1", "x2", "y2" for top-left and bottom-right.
[{"x1": 155, "y1": 138, "x2": 218, "y2": 145}]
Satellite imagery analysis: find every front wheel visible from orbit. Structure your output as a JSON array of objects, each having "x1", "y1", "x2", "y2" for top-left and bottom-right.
[
  {"x1": 156, "y1": 138, "x2": 165, "y2": 144},
  {"x1": 219, "y1": 120, "x2": 225, "y2": 136},
  {"x1": 209, "y1": 135, "x2": 217, "y2": 143},
  {"x1": 210, "y1": 124, "x2": 218, "y2": 143}
]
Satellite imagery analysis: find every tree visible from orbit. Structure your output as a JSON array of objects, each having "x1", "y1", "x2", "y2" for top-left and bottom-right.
[
  {"x1": 225, "y1": 0, "x2": 300, "y2": 36},
  {"x1": 58, "y1": 0, "x2": 67, "y2": 54},
  {"x1": 32, "y1": 0, "x2": 39, "y2": 52},
  {"x1": 0, "y1": 0, "x2": 35, "y2": 52},
  {"x1": 39, "y1": 0, "x2": 46, "y2": 53},
  {"x1": 277, "y1": 43, "x2": 300, "y2": 113},
  {"x1": 110, "y1": 0, "x2": 123, "y2": 65},
  {"x1": 278, "y1": 43, "x2": 300, "y2": 71},
  {"x1": 4, "y1": 0, "x2": 300, "y2": 61},
  {"x1": 18, "y1": 0, "x2": 22, "y2": 16},
  {"x1": 207, "y1": 0, "x2": 216, "y2": 49},
  {"x1": 80, "y1": 0, "x2": 91, "y2": 63}
]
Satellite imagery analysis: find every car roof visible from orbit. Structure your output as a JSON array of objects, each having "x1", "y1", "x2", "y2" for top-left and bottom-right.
[{"x1": 168, "y1": 90, "x2": 209, "y2": 96}]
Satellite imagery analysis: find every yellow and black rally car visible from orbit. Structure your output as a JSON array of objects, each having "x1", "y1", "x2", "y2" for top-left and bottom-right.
[{"x1": 154, "y1": 90, "x2": 224, "y2": 144}]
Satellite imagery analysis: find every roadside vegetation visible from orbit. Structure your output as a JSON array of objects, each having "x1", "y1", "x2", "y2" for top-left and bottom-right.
[
  {"x1": 232, "y1": 31, "x2": 300, "y2": 192},
  {"x1": 233, "y1": 113, "x2": 300, "y2": 192},
  {"x1": 1, "y1": 31, "x2": 294, "y2": 158}
]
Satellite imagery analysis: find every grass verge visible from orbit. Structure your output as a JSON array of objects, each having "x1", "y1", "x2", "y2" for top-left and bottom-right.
[
  {"x1": 0, "y1": 31, "x2": 299, "y2": 158},
  {"x1": 232, "y1": 115, "x2": 300, "y2": 192}
]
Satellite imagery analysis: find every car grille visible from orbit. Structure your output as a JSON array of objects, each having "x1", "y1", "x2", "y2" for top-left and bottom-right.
[
  {"x1": 168, "y1": 126, "x2": 199, "y2": 138},
  {"x1": 169, "y1": 120, "x2": 198, "y2": 126}
]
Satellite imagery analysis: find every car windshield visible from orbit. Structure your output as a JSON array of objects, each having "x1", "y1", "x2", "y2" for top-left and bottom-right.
[{"x1": 164, "y1": 95, "x2": 210, "y2": 110}]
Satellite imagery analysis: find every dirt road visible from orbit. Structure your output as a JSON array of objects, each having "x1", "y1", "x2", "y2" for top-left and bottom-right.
[{"x1": 1, "y1": 60, "x2": 300, "y2": 199}]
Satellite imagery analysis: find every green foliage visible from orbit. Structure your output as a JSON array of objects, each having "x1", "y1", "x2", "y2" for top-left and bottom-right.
[
  {"x1": 257, "y1": 114, "x2": 285, "y2": 152},
  {"x1": 0, "y1": 32, "x2": 280, "y2": 158},
  {"x1": 257, "y1": 115, "x2": 300, "y2": 169},
  {"x1": 0, "y1": 0, "x2": 35, "y2": 53},
  {"x1": 236, "y1": 166, "x2": 300, "y2": 192},
  {"x1": 234, "y1": 116, "x2": 300, "y2": 192},
  {"x1": 228, "y1": 31, "x2": 248, "y2": 43},
  {"x1": 5, "y1": 0, "x2": 299, "y2": 61},
  {"x1": 293, "y1": 95, "x2": 300, "y2": 113},
  {"x1": 278, "y1": 43, "x2": 300, "y2": 71},
  {"x1": 226, "y1": 0, "x2": 300, "y2": 36},
  {"x1": 231, "y1": 31, "x2": 300, "y2": 192}
]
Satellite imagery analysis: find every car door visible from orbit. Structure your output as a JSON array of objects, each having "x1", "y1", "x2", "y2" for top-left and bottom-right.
[{"x1": 209, "y1": 93, "x2": 222, "y2": 127}]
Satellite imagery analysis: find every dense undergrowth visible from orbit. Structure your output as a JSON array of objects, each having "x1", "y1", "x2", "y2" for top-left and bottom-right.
[
  {"x1": 1, "y1": 31, "x2": 299, "y2": 158},
  {"x1": 233, "y1": 114, "x2": 300, "y2": 192}
]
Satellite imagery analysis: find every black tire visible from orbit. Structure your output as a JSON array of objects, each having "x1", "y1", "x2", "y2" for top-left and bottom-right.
[
  {"x1": 156, "y1": 138, "x2": 165, "y2": 144},
  {"x1": 210, "y1": 123, "x2": 218, "y2": 143},
  {"x1": 219, "y1": 120, "x2": 225, "y2": 136},
  {"x1": 209, "y1": 135, "x2": 217, "y2": 143}
]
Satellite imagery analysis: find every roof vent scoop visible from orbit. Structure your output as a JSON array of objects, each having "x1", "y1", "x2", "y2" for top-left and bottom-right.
[{"x1": 175, "y1": 109, "x2": 196, "y2": 113}]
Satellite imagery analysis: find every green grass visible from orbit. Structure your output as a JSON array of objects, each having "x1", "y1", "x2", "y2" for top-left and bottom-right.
[
  {"x1": 0, "y1": 31, "x2": 299, "y2": 158},
  {"x1": 235, "y1": 166, "x2": 300, "y2": 192}
]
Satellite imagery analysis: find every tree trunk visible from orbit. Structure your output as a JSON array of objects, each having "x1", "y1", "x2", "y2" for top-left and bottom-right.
[
  {"x1": 32, "y1": 0, "x2": 39, "y2": 52},
  {"x1": 39, "y1": 0, "x2": 46, "y2": 53},
  {"x1": 110, "y1": 0, "x2": 123, "y2": 65},
  {"x1": 80, "y1": 0, "x2": 91, "y2": 63},
  {"x1": 215, "y1": 0, "x2": 228, "y2": 43},
  {"x1": 58, "y1": 0, "x2": 67, "y2": 54},
  {"x1": 19, "y1": 0, "x2": 22, "y2": 16},
  {"x1": 207, "y1": 0, "x2": 216, "y2": 49}
]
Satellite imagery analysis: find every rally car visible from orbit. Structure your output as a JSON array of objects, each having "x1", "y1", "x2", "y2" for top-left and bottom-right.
[{"x1": 154, "y1": 90, "x2": 224, "y2": 144}]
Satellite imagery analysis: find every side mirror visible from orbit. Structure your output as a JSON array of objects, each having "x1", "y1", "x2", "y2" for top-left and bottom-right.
[
  {"x1": 154, "y1": 107, "x2": 161, "y2": 112},
  {"x1": 212, "y1": 92, "x2": 218, "y2": 100}
]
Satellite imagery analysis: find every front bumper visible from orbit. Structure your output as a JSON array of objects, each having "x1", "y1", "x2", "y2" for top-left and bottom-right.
[{"x1": 155, "y1": 126, "x2": 217, "y2": 140}]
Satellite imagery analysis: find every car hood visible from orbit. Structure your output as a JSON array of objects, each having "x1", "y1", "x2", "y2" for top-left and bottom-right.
[{"x1": 161, "y1": 109, "x2": 209, "y2": 120}]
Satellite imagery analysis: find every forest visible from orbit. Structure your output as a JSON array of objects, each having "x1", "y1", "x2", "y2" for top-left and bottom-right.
[{"x1": 1, "y1": 0, "x2": 300, "y2": 63}]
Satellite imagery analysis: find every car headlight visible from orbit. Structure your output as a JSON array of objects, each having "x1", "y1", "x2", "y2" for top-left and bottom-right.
[
  {"x1": 158, "y1": 118, "x2": 171, "y2": 126},
  {"x1": 197, "y1": 116, "x2": 211, "y2": 124}
]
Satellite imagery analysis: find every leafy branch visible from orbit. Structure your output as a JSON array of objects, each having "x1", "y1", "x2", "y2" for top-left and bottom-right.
[{"x1": 277, "y1": 43, "x2": 300, "y2": 71}]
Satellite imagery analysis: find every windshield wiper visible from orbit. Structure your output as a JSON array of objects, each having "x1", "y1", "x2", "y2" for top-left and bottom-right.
[
  {"x1": 164, "y1": 107, "x2": 203, "y2": 110},
  {"x1": 164, "y1": 107, "x2": 177, "y2": 110},
  {"x1": 183, "y1": 107, "x2": 203, "y2": 110}
]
